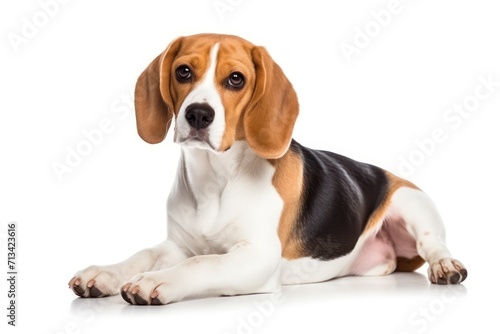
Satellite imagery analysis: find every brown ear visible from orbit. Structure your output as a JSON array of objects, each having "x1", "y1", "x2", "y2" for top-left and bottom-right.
[
  {"x1": 244, "y1": 46, "x2": 299, "y2": 159},
  {"x1": 134, "y1": 37, "x2": 183, "y2": 143}
]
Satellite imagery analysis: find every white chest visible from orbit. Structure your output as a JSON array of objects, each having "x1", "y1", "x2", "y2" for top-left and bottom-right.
[{"x1": 166, "y1": 142, "x2": 284, "y2": 256}]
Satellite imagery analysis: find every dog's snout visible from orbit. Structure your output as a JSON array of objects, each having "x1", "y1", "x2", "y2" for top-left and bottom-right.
[{"x1": 185, "y1": 103, "x2": 215, "y2": 130}]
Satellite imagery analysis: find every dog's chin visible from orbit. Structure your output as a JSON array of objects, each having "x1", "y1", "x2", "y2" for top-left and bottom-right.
[{"x1": 177, "y1": 136, "x2": 218, "y2": 152}]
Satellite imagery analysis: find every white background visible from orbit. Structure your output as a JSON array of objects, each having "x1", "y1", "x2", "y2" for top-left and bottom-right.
[{"x1": 1, "y1": 0, "x2": 499, "y2": 333}]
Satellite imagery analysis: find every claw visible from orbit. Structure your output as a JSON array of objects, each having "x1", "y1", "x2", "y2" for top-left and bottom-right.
[
  {"x1": 460, "y1": 268, "x2": 468, "y2": 282},
  {"x1": 121, "y1": 289, "x2": 133, "y2": 304},
  {"x1": 73, "y1": 284, "x2": 86, "y2": 297},
  {"x1": 151, "y1": 297, "x2": 162, "y2": 305},
  {"x1": 133, "y1": 294, "x2": 148, "y2": 305},
  {"x1": 89, "y1": 285, "x2": 104, "y2": 297}
]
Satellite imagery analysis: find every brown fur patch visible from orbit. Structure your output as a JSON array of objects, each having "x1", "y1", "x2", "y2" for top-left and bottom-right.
[
  {"x1": 243, "y1": 47, "x2": 299, "y2": 159},
  {"x1": 169, "y1": 36, "x2": 219, "y2": 115},
  {"x1": 269, "y1": 150, "x2": 304, "y2": 259},
  {"x1": 215, "y1": 38, "x2": 258, "y2": 151},
  {"x1": 363, "y1": 171, "x2": 419, "y2": 234},
  {"x1": 134, "y1": 35, "x2": 217, "y2": 144},
  {"x1": 395, "y1": 256, "x2": 426, "y2": 272}
]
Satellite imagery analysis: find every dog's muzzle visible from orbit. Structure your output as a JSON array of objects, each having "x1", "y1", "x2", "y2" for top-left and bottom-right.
[{"x1": 178, "y1": 103, "x2": 216, "y2": 149}]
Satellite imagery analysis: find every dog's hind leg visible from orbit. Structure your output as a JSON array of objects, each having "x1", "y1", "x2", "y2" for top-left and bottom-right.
[{"x1": 389, "y1": 187, "x2": 467, "y2": 284}]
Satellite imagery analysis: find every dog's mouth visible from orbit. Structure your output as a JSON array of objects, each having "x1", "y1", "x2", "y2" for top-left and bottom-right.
[{"x1": 176, "y1": 129, "x2": 217, "y2": 151}]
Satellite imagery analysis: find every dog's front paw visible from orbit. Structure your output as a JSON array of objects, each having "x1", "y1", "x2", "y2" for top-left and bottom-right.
[
  {"x1": 121, "y1": 272, "x2": 177, "y2": 306},
  {"x1": 69, "y1": 265, "x2": 123, "y2": 298},
  {"x1": 428, "y1": 258, "x2": 467, "y2": 284}
]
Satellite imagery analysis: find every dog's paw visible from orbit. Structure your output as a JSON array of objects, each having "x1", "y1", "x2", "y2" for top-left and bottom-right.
[
  {"x1": 428, "y1": 258, "x2": 467, "y2": 284},
  {"x1": 121, "y1": 272, "x2": 177, "y2": 306},
  {"x1": 69, "y1": 265, "x2": 123, "y2": 298}
]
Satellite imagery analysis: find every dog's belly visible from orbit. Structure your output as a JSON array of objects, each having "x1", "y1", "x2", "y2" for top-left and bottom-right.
[
  {"x1": 280, "y1": 234, "x2": 372, "y2": 284},
  {"x1": 280, "y1": 235, "x2": 396, "y2": 284}
]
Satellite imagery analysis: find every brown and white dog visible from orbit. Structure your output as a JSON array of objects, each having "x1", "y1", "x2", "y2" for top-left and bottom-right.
[{"x1": 69, "y1": 33, "x2": 467, "y2": 305}]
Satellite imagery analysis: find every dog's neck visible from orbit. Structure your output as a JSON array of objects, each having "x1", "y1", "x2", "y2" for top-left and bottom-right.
[
  {"x1": 181, "y1": 140, "x2": 246, "y2": 179},
  {"x1": 177, "y1": 141, "x2": 270, "y2": 207}
]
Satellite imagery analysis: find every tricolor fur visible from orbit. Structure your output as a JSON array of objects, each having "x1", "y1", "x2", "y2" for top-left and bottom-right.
[{"x1": 69, "y1": 34, "x2": 467, "y2": 305}]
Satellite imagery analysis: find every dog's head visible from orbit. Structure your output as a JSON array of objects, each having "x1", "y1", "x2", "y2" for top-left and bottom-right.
[{"x1": 134, "y1": 33, "x2": 299, "y2": 159}]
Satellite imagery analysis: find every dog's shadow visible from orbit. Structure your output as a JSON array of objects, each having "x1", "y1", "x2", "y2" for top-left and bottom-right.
[{"x1": 69, "y1": 272, "x2": 467, "y2": 318}]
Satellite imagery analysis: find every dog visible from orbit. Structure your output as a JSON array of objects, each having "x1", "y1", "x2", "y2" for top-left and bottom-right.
[{"x1": 69, "y1": 33, "x2": 467, "y2": 305}]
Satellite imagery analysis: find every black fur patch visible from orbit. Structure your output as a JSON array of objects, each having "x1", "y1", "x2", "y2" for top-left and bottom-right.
[{"x1": 290, "y1": 140, "x2": 389, "y2": 260}]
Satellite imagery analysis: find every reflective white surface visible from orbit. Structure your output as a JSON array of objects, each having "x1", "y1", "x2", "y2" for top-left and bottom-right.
[{"x1": 61, "y1": 272, "x2": 478, "y2": 334}]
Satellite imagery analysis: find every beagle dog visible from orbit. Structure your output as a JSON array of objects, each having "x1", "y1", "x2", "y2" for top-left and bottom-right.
[{"x1": 69, "y1": 33, "x2": 467, "y2": 305}]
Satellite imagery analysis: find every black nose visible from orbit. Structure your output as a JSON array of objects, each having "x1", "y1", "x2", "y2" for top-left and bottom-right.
[{"x1": 185, "y1": 103, "x2": 215, "y2": 130}]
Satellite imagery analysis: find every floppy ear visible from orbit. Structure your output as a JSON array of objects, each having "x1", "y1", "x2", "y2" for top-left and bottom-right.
[
  {"x1": 134, "y1": 37, "x2": 183, "y2": 143},
  {"x1": 244, "y1": 46, "x2": 299, "y2": 159}
]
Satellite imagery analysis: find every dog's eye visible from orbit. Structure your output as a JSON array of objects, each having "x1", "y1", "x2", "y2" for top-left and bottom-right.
[
  {"x1": 227, "y1": 72, "x2": 245, "y2": 90},
  {"x1": 176, "y1": 65, "x2": 192, "y2": 82}
]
